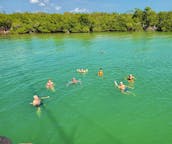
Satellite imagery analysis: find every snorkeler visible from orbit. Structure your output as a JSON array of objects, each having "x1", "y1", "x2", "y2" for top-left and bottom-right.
[
  {"x1": 98, "y1": 68, "x2": 103, "y2": 77},
  {"x1": 46, "y1": 79, "x2": 55, "y2": 91}
]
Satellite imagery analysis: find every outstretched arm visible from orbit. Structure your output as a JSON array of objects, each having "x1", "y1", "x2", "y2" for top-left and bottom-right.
[
  {"x1": 126, "y1": 85, "x2": 134, "y2": 89},
  {"x1": 66, "y1": 81, "x2": 73, "y2": 86},
  {"x1": 114, "y1": 80, "x2": 118, "y2": 87},
  {"x1": 41, "y1": 96, "x2": 50, "y2": 99},
  {"x1": 78, "y1": 79, "x2": 82, "y2": 84}
]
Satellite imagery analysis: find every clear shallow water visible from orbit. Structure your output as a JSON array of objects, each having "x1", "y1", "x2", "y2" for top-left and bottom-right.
[{"x1": 0, "y1": 32, "x2": 172, "y2": 144}]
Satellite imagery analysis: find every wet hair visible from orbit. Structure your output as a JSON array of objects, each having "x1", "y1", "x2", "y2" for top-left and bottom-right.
[{"x1": 0, "y1": 136, "x2": 12, "y2": 144}]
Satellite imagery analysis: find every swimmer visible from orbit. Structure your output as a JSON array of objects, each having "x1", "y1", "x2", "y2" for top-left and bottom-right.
[
  {"x1": 46, "y1": 79, "x2": 55, "y2": 91},
  {"x1": 30, "y1": 95, "x2": 49, "y2": 107},
  {"x1": 118, "y1": 81, "x2": 129, "y2": 93},
  {"x1": 98, "y1": 68, "x2": 103, "y2": 77},
  {"x1": 114, "y1": 81, "x2": 135, "y2": 95},
  {"x1": 76, "y1": 68, "x2": 88, "y2": 73},
  {"x1": 127, "y1": 74, "x2": 135, "y2": 82},
  {"x1": 30, "y1": 95, "x2": 42, "y2": 107},
  {"x1": 30, "y1": 95, "x2": 49, "y2": 117},
  {"x1": 67, "y1": 77, "x2": 81, "y2": 86}
]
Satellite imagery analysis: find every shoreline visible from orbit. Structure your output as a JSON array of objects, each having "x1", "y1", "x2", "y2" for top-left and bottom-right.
[{"x1": 0, "y1": 30, "x2": 171, "y2": 36}]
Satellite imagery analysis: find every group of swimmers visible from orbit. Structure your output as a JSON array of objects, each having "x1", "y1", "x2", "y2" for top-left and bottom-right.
[
  {"x1": 30, "y1": 80, "x2": 54, "y2": 107},
  {"x1": 97, "y1": 68, "x2": 136, "y2": 94},
  {"x1": 30, "y1": 77, "x2": 82, "y2": 108},
  {"x1": 114, "y1": 74, "x2": 136, "y2": 95},
  {"x1": 30, "y1": 68, "x2": 136, "y2": 108}
]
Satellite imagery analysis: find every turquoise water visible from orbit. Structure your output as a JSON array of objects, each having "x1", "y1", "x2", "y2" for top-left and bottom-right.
[{"x1": 0, "y1": 32, "x2": 172, "y2": 144}]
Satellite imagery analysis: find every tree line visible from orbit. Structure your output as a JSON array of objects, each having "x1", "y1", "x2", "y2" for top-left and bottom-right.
[{"x1": 0, "y1": 7, "x2": 172, "y2": 34}]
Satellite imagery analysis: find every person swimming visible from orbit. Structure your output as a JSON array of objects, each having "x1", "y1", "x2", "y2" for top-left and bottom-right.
[
  {"x1": 98, "y1": 68, "x2": 103, "y2": 77},
  {"x1": 31, "y1": 95, "x2": 42, "y2": 107},
  {"x1": 30, "y1": 95, "x2": 50, "y2": 107},
  {"x1": 30, "y1": 95, "x2": 49, "y2": 117},
  {"x1": 46, "y1": 79, "x2": 55, "y2": 91},
  {"x1": 76, "y1": 68, "x2": 88, "y2": 73},
  {"x1": 67, "y1": 77, "x2": 81, "y2": 86},
  {"x1": 114, "y1": 81, "x2": 135, "y2": 95},
  {"x1": 127, "y1": 74, "x2": 135, "y2": 82},
  {"x1": 118, "y1": 82, "x2": 129, "y2": 93}
]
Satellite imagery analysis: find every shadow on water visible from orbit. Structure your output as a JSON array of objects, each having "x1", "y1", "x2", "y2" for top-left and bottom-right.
[
  {"x1": 47, "y1": 100, "x2": 123, "y2": 144},
  {"x1": 13, "y1": 45, "x2": 123, "y2": 144},
  {"x1": 42, "y1": 106, "x2": 75, "y2": 144},
  {"x1": 72, "y1": 107, "x2": 123, "y2": 144},
  {"x1": 40, "y1": 101, "x2": 123, "y2": 144}
]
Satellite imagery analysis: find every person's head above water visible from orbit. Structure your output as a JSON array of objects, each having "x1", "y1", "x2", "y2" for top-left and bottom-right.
[
  {"x1": 33, "y1": 95, "x2": 39, "y2": 99},
  {"x1": 119, "y1": 82, "x2": 123, "y2": 85},
  {"x1": 48, "y1": 79, "x2": 53, "y2": 82}
]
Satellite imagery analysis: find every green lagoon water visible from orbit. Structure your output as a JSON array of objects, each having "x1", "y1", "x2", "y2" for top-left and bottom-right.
[{"x1": 0, "y1": 32, "x2": 172, "y2": 144}]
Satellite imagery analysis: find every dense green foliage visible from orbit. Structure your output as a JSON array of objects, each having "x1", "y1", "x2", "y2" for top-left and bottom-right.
[{"x1": 0, "y1": 7, "x2": 172, "y2": 34}]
